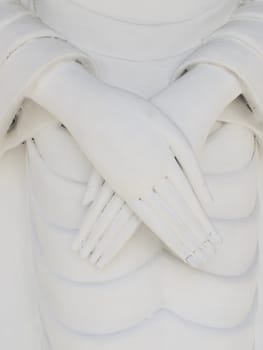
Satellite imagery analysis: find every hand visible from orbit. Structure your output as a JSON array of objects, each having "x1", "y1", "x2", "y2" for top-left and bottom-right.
[
  {"x1": 72, "y1": 168, "x2": 140, "y2": 267},
  {"x1": 73, "y1": 64, "x2": 242, "y2": 268},
  {"x1": 72, "y1": 108, "x2": 218, "y2": 269},
  {"x1": 72, "y1": 104, "x2": 220, "y2": 269},
  {"x1": 30, "y1": 61, "x2": 221, "y2": 268},
  {"x1": 68, "y1": 78, "x2": 221, "y2": 268}
]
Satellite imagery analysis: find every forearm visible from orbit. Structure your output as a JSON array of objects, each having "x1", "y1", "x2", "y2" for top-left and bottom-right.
[
  {"x1": 30, "y1": 61, "x2": 104, "y2": 134},
  {"x1": 29, "y1": 60, "x2": 176, "y2": 200},
  {"x1": 174, "y1": 1, "x2": 263, "y2": 123},
  {"x1": 0, "y1": 2, "x2": 95, "y2": 149},
  {"x1": 152, "y1": 63, "x2": 242, "y2": 152},
  {"x1": 152, "y1": 0, "x2": 263, "y2": 152},
  {"x1": 0, "y1": 1, "x2": 201, "y2": 203}
]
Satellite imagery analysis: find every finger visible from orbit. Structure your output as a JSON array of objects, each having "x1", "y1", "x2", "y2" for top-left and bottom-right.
[
  {"x1": 96, "y1": 215, "x2": 141, "y2": 268},
  {"x1": 202, "y1": 239, "x2": 217, "y2": 256},
  {"x1": 185, "y1": 253, "x2": 201, "y2": 268},
  {"x1": 91, "y1": 210, "x2": 140, "y2": 265},
  {"x1": 157, "y1": 175, "x2": 219, "y2": 256},
  {"x1": 129, "y1": 198, "x2": 198, "y2": 265},
  {"x1": 156, "y1": 178, "x2": 210, "y2": 248},
  {"x1": 72, "y1": 184, "x2": 113, "y2": 252},
  {"x1": 79, "y1": 194, "x2": 124, "y2": 258},
  {"x1": 143, "y1": 191, "x2": 207, "y2": 263},
  {"x1": 187, "y1": 240, "x2": 216, "y2": 265},
  {"x1": 88, "y1": 205, "x2": 132, "y2": 264},
  {"x1": 170, "y1": 134, "x2": 213, "y2": 204},
  {"x1": 168, "y1": 167, "x2": 222, "y2": 246},
  {"x1": 150, "y1": 112, "x2": 212, "y2": 204},
  {"x1": 82, "y1": 168, "x2": 104, "y2": 206}
]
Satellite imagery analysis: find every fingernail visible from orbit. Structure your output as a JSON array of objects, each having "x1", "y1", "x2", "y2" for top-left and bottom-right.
[
  {"x1": 80, "y1": 246, "x2": 92, "y2": 259},
  {"x1": 209, "y1": 231, "x2": 223, "y2": 245},
  {"x1": 202, "y1": 240, "x2": 216, "y2": 254},
  {"x1": 185, "y1": 254, "x2": 199, "y2": 268},
  {"x1": 192, "y1": 247, "x2": 207, "y2": 263},
  {"x1": 82, "y1": 190, "x2": 94, "y2": 206},
  {"x1": 89, "y1": 250, "x2": 101, "y2": 264}
]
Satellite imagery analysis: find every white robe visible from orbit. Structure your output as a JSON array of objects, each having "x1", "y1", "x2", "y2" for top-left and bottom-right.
[{"x1": 0, "y1": 0, "x2": 262, "y2": 349}]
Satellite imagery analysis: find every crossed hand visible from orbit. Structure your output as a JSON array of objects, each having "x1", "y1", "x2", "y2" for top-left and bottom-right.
[
  {"x1": 64, "y1": 66, "x2": 224, "y2": 269},
  {"x1": 31, "y1": 62, "x2": 228, "y2": 269}
]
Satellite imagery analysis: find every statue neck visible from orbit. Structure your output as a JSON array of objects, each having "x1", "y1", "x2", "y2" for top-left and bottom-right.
[
  {"x1": 63, "y1": 0, "x2": 225, "y2": 24},
  {"x1": 33, "y1": 0, "x2": 239, "y2": 60}
]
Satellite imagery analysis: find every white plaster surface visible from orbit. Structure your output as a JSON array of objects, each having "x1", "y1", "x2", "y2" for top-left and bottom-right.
[{"x1": 0, "y1": 0, "x2": 263, "y2": 349}]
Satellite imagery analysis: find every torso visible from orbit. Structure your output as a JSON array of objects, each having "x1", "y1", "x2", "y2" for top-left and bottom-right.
[
  {"x1": 22, "y1": 1, "x2": 259, "y2": 349},
  {"x1": 68, "y1": 0, "x2": 229, "y2": 23}
]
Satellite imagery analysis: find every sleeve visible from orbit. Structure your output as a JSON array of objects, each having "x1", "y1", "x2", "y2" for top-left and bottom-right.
[
  {"x1": 0, "y1": 1, "x2": 96, "y2": 155},
  {"x1": 176, "y1": 0, "x2": 263, "y2": 126}
]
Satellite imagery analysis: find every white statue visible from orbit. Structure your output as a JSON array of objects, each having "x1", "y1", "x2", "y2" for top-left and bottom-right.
[{"x1": 0, "y1": 0, "x2": 262, "y2": 349}]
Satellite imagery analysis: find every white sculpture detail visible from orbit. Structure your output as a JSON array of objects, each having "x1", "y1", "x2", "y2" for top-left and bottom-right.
[{"x1": 0, "y1": 0, "x2": 262, "y2": 349}]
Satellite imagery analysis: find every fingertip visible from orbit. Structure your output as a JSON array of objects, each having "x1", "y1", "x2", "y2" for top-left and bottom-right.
[
  {"x1": 202, "y1": 239, "x2": 216, "y2": 255},
  {"x1": 96, "y1": 258, "x2": 106, "y2": 269},
  {"x1": 80, "y1": 247, "x2": 90, "y2": 259},
  {"x1": 209, "y1": 231, "x2": 223, "y2": 245},
  {"x1": 185, "y1": 254, "x2": 200, "y2": 268},
  {"x1": 82, "y1": 191, "x2": 94, "y2": 206},
  {"x1": 89, "y1": 250, "x2": 101, "y2": 265}
]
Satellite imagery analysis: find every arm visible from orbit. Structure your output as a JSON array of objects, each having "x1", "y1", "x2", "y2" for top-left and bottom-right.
[
  {"x1": 30, "y1": 61, "x2": 220, "y2": 267},
  {"x1": 0, "y1": 1, "x2": 95, "y2": 148},
  {"x1": 152, "y1": 63, "x2": 242, "y2": 153},
  {"x1": 152, "y1": 1, "x2": 263, "y2": 154},
  {"x1": 0, "y1": 2, "x2": 219, "y2": 268}
]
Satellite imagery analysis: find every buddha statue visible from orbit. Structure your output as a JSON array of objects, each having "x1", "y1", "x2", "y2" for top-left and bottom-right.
[{"x1": 0, "y1": 0, "x2": 262, "y2": 349}]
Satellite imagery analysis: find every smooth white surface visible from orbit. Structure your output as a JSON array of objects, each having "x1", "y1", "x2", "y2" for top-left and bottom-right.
[
  {"x1": 67, "y1": 0, "x2": 233, "y2": 23},
  {"x1": 0, "y1": 0, "x2": 262, "y2": 349},
  {"x1": 0, "y1": 146, "x2": 40, "y2": 350},
  {"x1": 31, "y1": 61, "x2": 222, "y2": 267}
]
